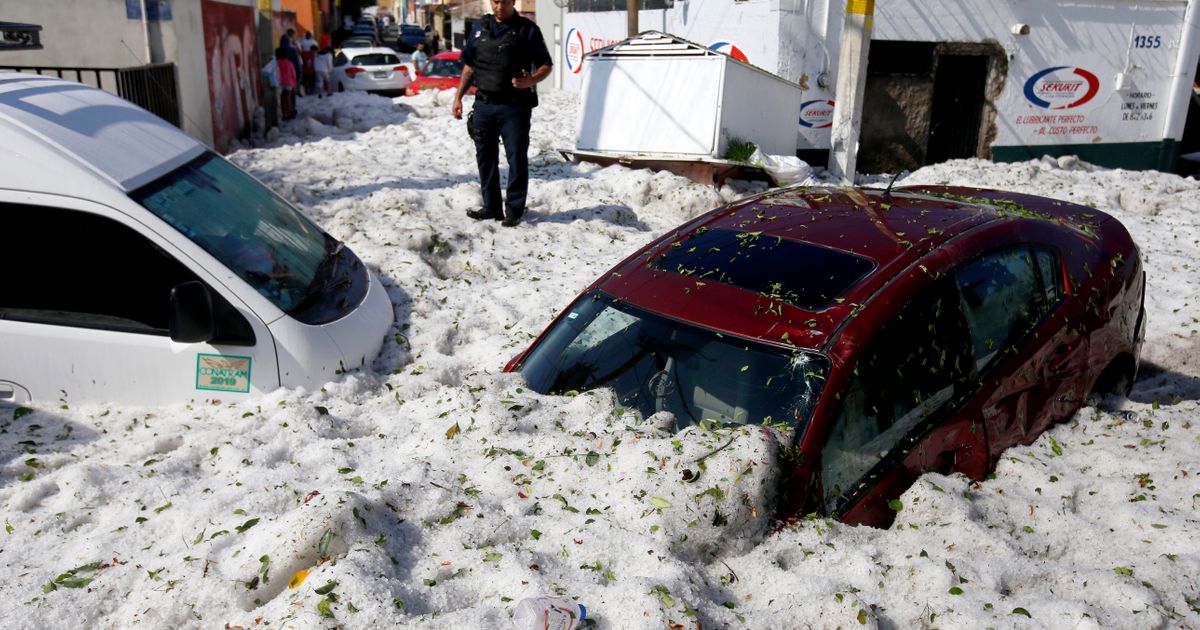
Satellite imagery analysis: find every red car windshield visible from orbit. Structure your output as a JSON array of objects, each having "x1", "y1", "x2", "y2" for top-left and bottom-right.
[
  {"x1": 423, "y1": 58, "x2": 463, "y2": 78},
  {"x1": 520, "y1": 291, "x2": 830, "y2": 432}
]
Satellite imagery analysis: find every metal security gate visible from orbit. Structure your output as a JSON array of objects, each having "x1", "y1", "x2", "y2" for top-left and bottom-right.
[
  {"x1": 116, "y1": 64, "x2": 180, "y2": 127},
  {"x1": 0, "y1": 63, "x2": 181, "y2": 128}
]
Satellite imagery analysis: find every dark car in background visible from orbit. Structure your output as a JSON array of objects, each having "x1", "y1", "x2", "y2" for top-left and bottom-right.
[
  {"x1": 382, "y1": 23, "x2": 400, "y2": 46},
  {"x1": 337, "y1": 36, "x2": 376, "y2": 51},
  {"x1": 397, "y1": 24, "x2": 428, "y2": 52},
  {"x1": 506, "y1": 186, "x2": 1145, "y2": 528},
  {"x1": 349, "y1": 33, "x2": 378, "y2": 47}
]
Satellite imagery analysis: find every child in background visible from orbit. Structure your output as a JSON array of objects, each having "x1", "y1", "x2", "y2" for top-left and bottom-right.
[
  {"x1": 300, "y1": 45, "x2": 317, "y2": 97},
  {"x1": 275, "y1": 47, "x2": 297, "y2": 120}
]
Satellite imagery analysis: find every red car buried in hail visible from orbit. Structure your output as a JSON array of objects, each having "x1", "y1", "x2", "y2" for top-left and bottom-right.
[
  {"x1": 405, "y1": 51, "x2": 472, "y2": 96},
  {"x1": 505, "y1": 185, "x2": 1145, "y2": 528}
]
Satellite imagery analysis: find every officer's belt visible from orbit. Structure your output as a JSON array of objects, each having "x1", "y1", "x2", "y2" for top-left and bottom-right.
[{"x1": 475, "y1": 90, "x2": 525, "y2": 105}]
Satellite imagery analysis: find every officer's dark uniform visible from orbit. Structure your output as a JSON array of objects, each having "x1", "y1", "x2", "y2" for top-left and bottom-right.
[{"x1": 462, "y1": 13, "x2": 551, "y2": 224}]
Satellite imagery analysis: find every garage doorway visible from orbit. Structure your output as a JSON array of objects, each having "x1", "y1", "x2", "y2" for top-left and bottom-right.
[
  {"x1": 927, "y1": 54, "x2": 990, "y2": 164},
  {"x1": 859, "y1": 41, "x2": 1006, "y2": 173}
]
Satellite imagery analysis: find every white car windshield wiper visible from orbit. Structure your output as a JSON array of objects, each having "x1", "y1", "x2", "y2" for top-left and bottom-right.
[{"x1": 290, "y1": 237, "x2": 346, "y2": 313}]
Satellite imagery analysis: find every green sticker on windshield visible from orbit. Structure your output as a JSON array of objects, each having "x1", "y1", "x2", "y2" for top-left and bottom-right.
[{"x1": 196, "y1": 354, "x2": 252, "y2": 393}]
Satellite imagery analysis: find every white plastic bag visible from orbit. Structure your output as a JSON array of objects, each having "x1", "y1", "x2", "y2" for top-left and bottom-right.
[
  {"x1": 260, "y1": 58, "x2": 279, "y2": 90},
  {"x1": 513, "y1": 596, "x2": 586, "y2": 630},
  {"x1": 750, "y1": 148, "x2": 814, "y2": 186}
]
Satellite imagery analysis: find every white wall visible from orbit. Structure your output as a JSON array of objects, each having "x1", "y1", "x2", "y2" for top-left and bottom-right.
[
  {"x1": 779, "y1": 0, "x2": 837, "y2": 150},
  {"x1": 1, "y1": 0, "x2": 270, "y2": 149},
  {"x1": 560, "y1": 0, "x2": 781, "y2": 92},
  {"x1": 561, "y1": 0, "x2": 1193, "y2": 152},
  {"x1": 872, "y1": 0, "x2": 1189, "y2": 149},
  {"x1": 2, "y1": 1, "x2": 164, "y2": 68},
  {"x1": 172, "y1": 0, "x2": 218, "y2": 148},
  {"x1": 535, "y1": 0, "x2": 566, "y2": 88}
]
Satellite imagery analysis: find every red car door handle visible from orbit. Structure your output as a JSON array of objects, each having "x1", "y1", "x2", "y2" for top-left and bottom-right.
[{"x1": 930, "y1": 450, "x2": 956, "y2": 475}]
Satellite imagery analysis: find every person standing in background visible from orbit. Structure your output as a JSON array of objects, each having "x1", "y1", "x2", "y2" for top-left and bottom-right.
[
  {"x1": 280, "y1": 29, "x2": 303, "y2": 95},
  {"x1": 451, "y1": 0, "x2": 552, "y2": 228},
  {"x1": 411, "y1": 42, "x2": 428, "y2": 74},
  {"x1": 299, "y1": 31, "x2": 318, "y2": 54},
  {"x1": 275, "y1": 47, "x2": 297, "y2": 120},
  {"x1": 300, "y1": 45, "x2": 317, "y2": 96},
  {"x1": 315, "y1": 46, "x2": 334, "y2": 97}
]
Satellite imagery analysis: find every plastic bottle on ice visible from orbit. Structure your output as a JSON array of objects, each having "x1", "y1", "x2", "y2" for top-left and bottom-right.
[{"x1": 513, "y1": 596, "x2": 587, "y2": 630}]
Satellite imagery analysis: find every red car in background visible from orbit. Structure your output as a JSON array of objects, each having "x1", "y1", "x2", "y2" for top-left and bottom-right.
[
  {"x1": 506, "y1": 186, "x2": 1145, "y2": 528},
  {"x1": 405, "y1": 51, "x2": 473, "y2": 96}
]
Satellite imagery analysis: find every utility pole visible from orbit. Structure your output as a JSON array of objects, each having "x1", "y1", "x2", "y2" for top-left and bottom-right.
[
  {"x1": 1161, "y1": 0, "x2": 1199, "y2": 170},
  {"x1": 627, "y1": 0, "x2": 638, "y2": 38},
  {"x1": 827, "y1": 0, "x2": 875, "y2": 184},
  {"x1": 140, "y1": 0, "x2": 153, "y2": 63}
]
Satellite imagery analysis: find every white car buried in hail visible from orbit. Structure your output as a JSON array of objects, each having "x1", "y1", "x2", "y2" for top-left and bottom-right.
[
  {"x1": 0, "y1": 72, "x2": 395, "y2": 406},
  {"x1": 331, "y1": 47, "x2": 412, "y2": 95}
]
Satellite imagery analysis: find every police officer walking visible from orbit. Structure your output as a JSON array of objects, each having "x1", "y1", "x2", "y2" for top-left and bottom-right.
[{"x1": 452, "y1": 0, "x2": 552, "y2": 227}]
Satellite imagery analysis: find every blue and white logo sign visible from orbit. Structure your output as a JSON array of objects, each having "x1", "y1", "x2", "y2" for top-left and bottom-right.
[
  {"x1": 565, "y1": 28, "x2": 585, "y2": 75},
  {"x1": 799, "y1": 99, "x2": 835, "y2": 129},
  {"x1": 1024, "y1": 66, "x2": 1100, "y2": 110}
]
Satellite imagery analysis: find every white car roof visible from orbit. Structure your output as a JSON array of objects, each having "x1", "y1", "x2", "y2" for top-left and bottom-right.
[{"x1": 0, "y1": 71, "x2": 205, "y2": 194}]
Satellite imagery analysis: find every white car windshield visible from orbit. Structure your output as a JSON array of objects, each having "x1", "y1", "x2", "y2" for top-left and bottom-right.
[{"x1": 131, "y1": 152, "x2": 327, "y2": 312}]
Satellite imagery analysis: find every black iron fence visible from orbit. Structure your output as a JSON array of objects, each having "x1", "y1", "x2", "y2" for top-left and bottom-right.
[{"x1": 0, "y1": 63, "x2": 181, "y2": 127}]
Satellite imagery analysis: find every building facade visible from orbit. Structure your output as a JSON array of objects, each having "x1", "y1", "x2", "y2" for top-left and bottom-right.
[
  {"x1": 1, "y1": 0, "x2": 321, "y2": 153},
  {"x1": 557, "y1": 0, "x2": 1200, "y2": 171}
]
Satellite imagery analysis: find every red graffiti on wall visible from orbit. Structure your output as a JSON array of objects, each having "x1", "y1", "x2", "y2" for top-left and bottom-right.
[{"x1": 203, "y1": 0, "x2": 261, "y2": 152}]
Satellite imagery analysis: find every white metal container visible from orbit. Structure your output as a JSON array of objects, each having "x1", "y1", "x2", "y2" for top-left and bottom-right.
[{"x1": 575, "y1": 32, "x2": 803, "y2": 160}]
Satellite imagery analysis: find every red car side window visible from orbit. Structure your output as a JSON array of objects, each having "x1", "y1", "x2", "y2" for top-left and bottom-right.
[
  {"x1": 955, "y1": 247, "x2": 1051, "y2": 375},
  {"x1": 821, "y1": 278, "x2": 971, "y2": 510},
  {"x1": 1035, "y1": 248, "x2": 1063, "y2": 305}
]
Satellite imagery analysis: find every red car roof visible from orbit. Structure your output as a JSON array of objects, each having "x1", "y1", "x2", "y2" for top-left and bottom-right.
[{"x1": 595, "y1": 185, "x2": 1109, "y2": 353}]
